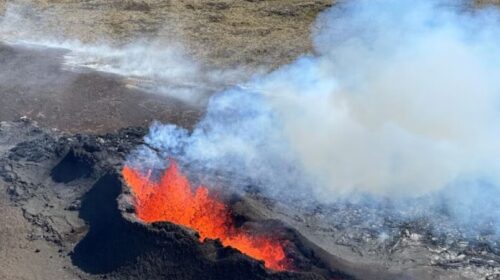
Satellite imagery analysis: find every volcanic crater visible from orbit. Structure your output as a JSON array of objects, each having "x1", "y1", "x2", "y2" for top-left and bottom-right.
[{"x1": 0, "y1": 120, "x2": 353, "y2": 280}]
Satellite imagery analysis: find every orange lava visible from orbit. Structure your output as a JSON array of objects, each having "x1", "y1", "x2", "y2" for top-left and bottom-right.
[{"x1": 122, "y1": 161, "x2": 291, "y2": 271}]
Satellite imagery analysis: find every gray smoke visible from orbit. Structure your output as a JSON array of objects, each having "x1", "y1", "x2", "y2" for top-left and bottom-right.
[{"x1": 130, "y1": 0, "x2": 500, "y2": 235}]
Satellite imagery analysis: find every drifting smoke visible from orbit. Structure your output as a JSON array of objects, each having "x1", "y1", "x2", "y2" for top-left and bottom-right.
[
  {"x1": 260, "y1": 0, "x2": 500, "y2": 197},
  {"x1": 129, "y1": 0, "x2": 500, "y2": 235},
  {"x1": 59, "y1": 42, "x2": 247, "y2": 104},
  {"x1": 0, "y1": 3, "x2": 249, "y2": 104}
]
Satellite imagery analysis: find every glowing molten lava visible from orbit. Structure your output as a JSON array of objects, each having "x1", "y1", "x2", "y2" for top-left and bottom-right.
[{"x1": 122, "y1": 161, "x2": 291, "y2": 271}]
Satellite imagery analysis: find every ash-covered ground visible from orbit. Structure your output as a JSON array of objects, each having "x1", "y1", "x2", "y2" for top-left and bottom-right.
[{"x1": 1, "y1": 1, "x2": 500, "y2": 280}]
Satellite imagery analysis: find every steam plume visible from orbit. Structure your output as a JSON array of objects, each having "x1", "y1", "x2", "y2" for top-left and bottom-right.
[
  {"x1": 132, "y1": 0, "x2": 500, "y2": 234},
  {"x1": 266, "y1": 0, "x2": 500, "y2": 196}
]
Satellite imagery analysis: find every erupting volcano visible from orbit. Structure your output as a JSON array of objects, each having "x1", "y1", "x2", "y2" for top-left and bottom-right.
[{"x1": 122, "y1": 161, "x2": 291, "y2": 271}]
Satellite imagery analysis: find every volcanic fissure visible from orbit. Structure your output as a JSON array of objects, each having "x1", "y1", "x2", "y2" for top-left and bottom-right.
[{"x1": 122, "y1": 160, "x2": 293, "y2": 271}]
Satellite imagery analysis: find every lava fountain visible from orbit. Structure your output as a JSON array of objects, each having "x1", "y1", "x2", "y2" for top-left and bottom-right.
[{"x1": 122, "y1": 160, "x2": 291, "y2": 271}]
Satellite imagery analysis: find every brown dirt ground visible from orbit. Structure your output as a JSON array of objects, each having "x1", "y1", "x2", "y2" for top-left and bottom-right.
[{"x1": 1, "y1": 0, "x2": 334, "y2": 69}]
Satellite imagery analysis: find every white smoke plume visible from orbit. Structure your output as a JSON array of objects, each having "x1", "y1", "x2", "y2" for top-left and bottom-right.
[
  {"x1": 130, "y1": 0, "x2": 500, "y2": 234},
  {"x1": 263, "y1": 0, "x2": 500, "y2": 196}
]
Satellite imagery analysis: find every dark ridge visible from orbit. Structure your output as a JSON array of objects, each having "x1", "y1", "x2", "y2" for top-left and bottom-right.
[{"x1": 51, "y1": 149, "x2": 93, "y2": 183}]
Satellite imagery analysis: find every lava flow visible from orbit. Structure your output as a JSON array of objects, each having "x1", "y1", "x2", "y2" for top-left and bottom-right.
[{"x1": 122, "y1": 161, "x2": 291, "y2": 271}]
